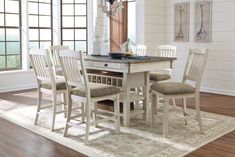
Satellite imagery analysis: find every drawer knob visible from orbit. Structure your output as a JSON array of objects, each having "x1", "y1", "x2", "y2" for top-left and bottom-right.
[{"x1": 104, "y1": 64, "x2": 108, "y2": 67}]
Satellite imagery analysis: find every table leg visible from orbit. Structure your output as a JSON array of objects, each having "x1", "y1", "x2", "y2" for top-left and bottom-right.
[
  {"x1": 123, "y1": 73, "x2": 130, "y2": 126},
  {"x1": 163, "y1": 98, "x2": 169, "y2": 137},
  {"x1": 143, "y1": 71, "x2": 150, "y2": 122}
]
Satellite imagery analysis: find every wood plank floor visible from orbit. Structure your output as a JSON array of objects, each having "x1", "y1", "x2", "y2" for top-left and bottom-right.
[{"x1": 0, "y1": 90, "x2": 234, "y2": 157}]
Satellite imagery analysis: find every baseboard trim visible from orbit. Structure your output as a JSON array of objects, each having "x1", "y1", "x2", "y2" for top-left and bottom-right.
[
  {"x1": 0, "y1": 84, "x2": 37, "y2": 93},
  {"x1": 201, "y1": 87, "x2": 235, "y2": 96}
]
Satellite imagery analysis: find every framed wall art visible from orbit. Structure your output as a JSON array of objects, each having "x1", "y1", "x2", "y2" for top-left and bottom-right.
[
  {"x1": 174, "y1": 2, "x2": 190, "y2": 42},
  {"x1": 194, "y1": 1, "x2": 212, "y2": 42}
]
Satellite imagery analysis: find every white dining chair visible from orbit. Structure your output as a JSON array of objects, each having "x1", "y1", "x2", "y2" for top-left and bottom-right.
[
  {"x1": 59, "y1": 50, "x2": 121, "y2": 144},
  {"x1": 151, "y1": 48, "x2": 208, "y2": 137},
  {"x1": 150, "y1": 45, "x2": 177, "y2": 109},
  {"x1": 151, "y1": 45, "x2": 177, "y2": 83},
  {"x1": 135, "y1": 45, "x2": 147, "y2": 56},
  {"x1": 29, "y1": 49, "x2": 67, "y2": 131},
  {"x1": 50, "y1": 45, "x2": 69, "y2": 77}
]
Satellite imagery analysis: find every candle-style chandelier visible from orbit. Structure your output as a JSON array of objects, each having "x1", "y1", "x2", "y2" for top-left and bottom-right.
[{"x1": 99, "y1": 0, "x2": 124, "y2": 17}]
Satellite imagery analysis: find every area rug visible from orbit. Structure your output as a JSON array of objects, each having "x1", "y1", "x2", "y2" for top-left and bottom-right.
[{"x1": 1, "y1": 105, "x2": 235, "y2": 157}]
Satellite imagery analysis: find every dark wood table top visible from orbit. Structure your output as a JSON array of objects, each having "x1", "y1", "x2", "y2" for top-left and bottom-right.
[{"x1": 85, "y1": 55, "x2": 176, "y2": 64}]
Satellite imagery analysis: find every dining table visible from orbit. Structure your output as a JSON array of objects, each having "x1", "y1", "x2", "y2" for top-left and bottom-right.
[{"x1": 85, "y1": 55, "x2": 176, "y2": 126}]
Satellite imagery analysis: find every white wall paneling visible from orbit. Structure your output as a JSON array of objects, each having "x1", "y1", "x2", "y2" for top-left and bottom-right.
[
  {"x1": 143, "y1": 0, "x2": 166, "y2": 55},
  {"x1": 0, "y1": 71, "x2": 36, "y2": 93}
]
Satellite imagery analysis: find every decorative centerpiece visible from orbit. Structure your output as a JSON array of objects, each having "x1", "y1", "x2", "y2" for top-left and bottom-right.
[
  {"x1": 99, "y1": 0, "x2": 124, "y2": 17},
  {"x1": 109, "y1": 39, "x2": 137, "y2": 59},
  {"x1": 109, "y1": 52, "x2": 126, "y2": 59},
  {"x1": 120, "y1": 38, "x2": 137, "y2": 56}
]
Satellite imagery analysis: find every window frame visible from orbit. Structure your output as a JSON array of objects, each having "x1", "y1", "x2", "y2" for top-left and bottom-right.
[
  {"x1": 60, "y1": 0, "x2": 88, "y2": 53},
  {"x1": 0, "y1": 0, "x2": 22, "y2": 71},
  {"x1": 28, "y1": 0, "x2": 53, "y2": 49}
]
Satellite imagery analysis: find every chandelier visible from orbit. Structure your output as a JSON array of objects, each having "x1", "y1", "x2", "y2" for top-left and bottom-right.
[{"x1": 99, "y1": 0, "x2": 124, "y2": 17}]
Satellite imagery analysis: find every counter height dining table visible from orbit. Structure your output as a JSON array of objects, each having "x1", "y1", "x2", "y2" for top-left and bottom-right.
[{"x1": 84, "y1": 55, "x2": 176, "y2": 126}]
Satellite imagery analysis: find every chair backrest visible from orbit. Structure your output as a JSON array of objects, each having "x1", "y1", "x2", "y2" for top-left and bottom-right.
[
  {"x1": 50, "y1": 45, "x2": 69, "y2": 68},
  {"x1": 183, "y1": 48, "x2": 209, "y2": 91},
  {"x1": 157, "y1": 45, "x2": 177, "y2": 58},
  {"x1": 29, "y1": 49, "x2": 56, "y2": 86},
  {"x1": 135, "y1": 45, "x2": 147, "y2": 56},
  {"x1": 153, "y1": 45, "x2": 176, "y2": 75},
  {"x1": 59, "y1": 50, "x2": 90, "y2": 97}
]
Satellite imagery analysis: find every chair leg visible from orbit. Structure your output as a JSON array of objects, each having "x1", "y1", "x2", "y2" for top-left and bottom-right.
[
  {"x1": 163, "y1": 98, "x2": 169, "y2": 138},
  {"x1": 195, "y1": 95, "x2": 204, "y2": 134},
  {"x1": 51, "y1": 93, "x2": 57, "y2": 131},
  {"x1": 157, "y1": 96, "x2": 163, "y2": 109},
  {"x1": 63, "y1": 92, "x2": 72, "y2": 137},
  {"x1": 151, "y1": 93, "x2": 157, "y2": 126},
  {"x1": 172, "y1": 98, "x2": 177, "y2": 110},
  {"x1": 62, "y1": 93, "x2": 67, "y2": 118},
  {"x1": 135, "y1": 88, "x2": 140, "y2": 107},
  {"x1": 92, "y1": 102, "x2": 97, "y2": 127},
  {"x1": 81, "y1": 102, "x2": 85, "y2": 123},
  {"x1": 34, "y1": 89, "x2": 42, "y2": 125},
  {"x1": 182, "y1": 98, "x2": 187, "y2": 125},
  {"x1": 85, "y1": 102, "x2": 91, "y2": 145},
  {"x1": 114, "y1": 94, "x2": 120, "y2": 134},
  {"x1": 144, "y1": 86, "x2": 150, "y2": 122}
]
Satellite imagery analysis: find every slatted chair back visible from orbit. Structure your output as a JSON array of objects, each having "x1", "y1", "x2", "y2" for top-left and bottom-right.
[
  {"x1": 50, "y1": 45, "x2": 69, "y2": 68},
  {"x1": 154, "y1": 45, "x2": 177, "y2": 75},
  {"x1": 59, "y1": 50, "x2": 89, "y2": 96},
  {"x1": 157, "y1": 45, "x2": 177, "y2": 58},
  {"x1": 183, "y1": 48, "x2": 209, "y2": 91},
  {"x1": 29, "y1": 49, "x2": 56, "y2": 85},
  {"x1": 135, "y1": 45, "x2": 147, "y2": 56}
]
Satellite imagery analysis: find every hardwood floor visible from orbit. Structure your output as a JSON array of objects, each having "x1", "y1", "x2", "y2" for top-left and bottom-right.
[
  {"x1": 0, "y1": 90, "x2": 234, "y2": 157},
  {"x1": 0, "y1": 118, "x2": 86, "y2": 157},
  {"x1": 182, "y1": 93, "x2": 235, "y2": 157}
]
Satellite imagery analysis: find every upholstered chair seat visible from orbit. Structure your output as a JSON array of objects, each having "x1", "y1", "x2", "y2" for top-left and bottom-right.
[
  {"x1": 41, "y1": 79, "x2": 66, "y2": 90},
  {"x1": 150, "y1": 73, "x2": 171, "y2": 82},
  {"x1": 151, "y1": 82, "x2": 194, "y2": 95},
  {"x1": 56, "y1": 69, "x2": 64, "y2": 76},
  {"x1": 72, "y1": 83, "x2": 121, "y2": 98}
]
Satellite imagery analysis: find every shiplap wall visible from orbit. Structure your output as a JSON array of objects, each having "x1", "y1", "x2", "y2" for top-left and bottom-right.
[
  {"x1": 143, "y1": 0, "x2": 166, "y2": 55},
  {"x1": 164, "y1": 0, "x2": 235, "y2": 96}
]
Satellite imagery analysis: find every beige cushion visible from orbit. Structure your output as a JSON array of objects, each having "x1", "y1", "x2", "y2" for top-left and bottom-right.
[
  {"x1": 72, "y1": 83, "x2": 120, "y2": 98},
  {"x1": 56, "y1": 69, "x2": 64, "y2": 76},
  {"x1": 41, "y1": 79, "x2": 66, "y2": 90},
  {"x1": 150, "y1": 73, "x2": 171, "y2": 82},
  {"x1": 151, "y1": 82, "x2": 195, "y2": 95}
]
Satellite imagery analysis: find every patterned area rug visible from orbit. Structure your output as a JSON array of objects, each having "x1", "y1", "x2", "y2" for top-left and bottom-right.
[{"x1": 1, "y1": 105, "x2": 235, "y2": 157}]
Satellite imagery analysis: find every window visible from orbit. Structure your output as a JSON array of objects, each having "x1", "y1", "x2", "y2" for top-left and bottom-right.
[
  {"x1": 61, "y1": 0, "x2": 87, "y2": 53},
  {"x1": 28, "y1": 0, "x2": 53, "y2": 49},
  {"x1": 128, "y1": 1, "x2": 136, "y2": 43},
  {"x1": 0, "y1": 0, "x2": 21, "y2": 71}
]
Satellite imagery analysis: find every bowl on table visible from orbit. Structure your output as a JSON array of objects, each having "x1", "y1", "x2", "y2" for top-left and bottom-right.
[{"x1": 109, "y1": 52, "x2": 126, "y2": 59}]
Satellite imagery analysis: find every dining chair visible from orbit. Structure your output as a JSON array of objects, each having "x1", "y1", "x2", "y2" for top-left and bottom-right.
[
  {"x1": 50, "y1": 45, "x2": 69, "y2": 77},
  {"x1": 29, "y1": 49, "x2": 67, "y2": 131},
  {"x1": 151, "y1": 48, "x2": 208, "y2": 137},
  {"x1": 135, "y1": 45, "x2": 147, "y2": 56},
  {"x1": 150, "y1": 45, "x2": 177, "y2": 109},
  {"x1": 59, "y1": 50, "x2": 121, "y2": 144},
  {"x1": 150, "y1": 45, "x2": 177, "y2": 83}
]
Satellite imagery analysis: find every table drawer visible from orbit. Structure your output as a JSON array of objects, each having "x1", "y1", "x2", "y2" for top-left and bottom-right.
[
  {"x1": 96, "y1": 62, "x2": 122, "y2": 69},
  {"x1": 86, "y1": 61, "x2": 129, "y2": 73}
]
